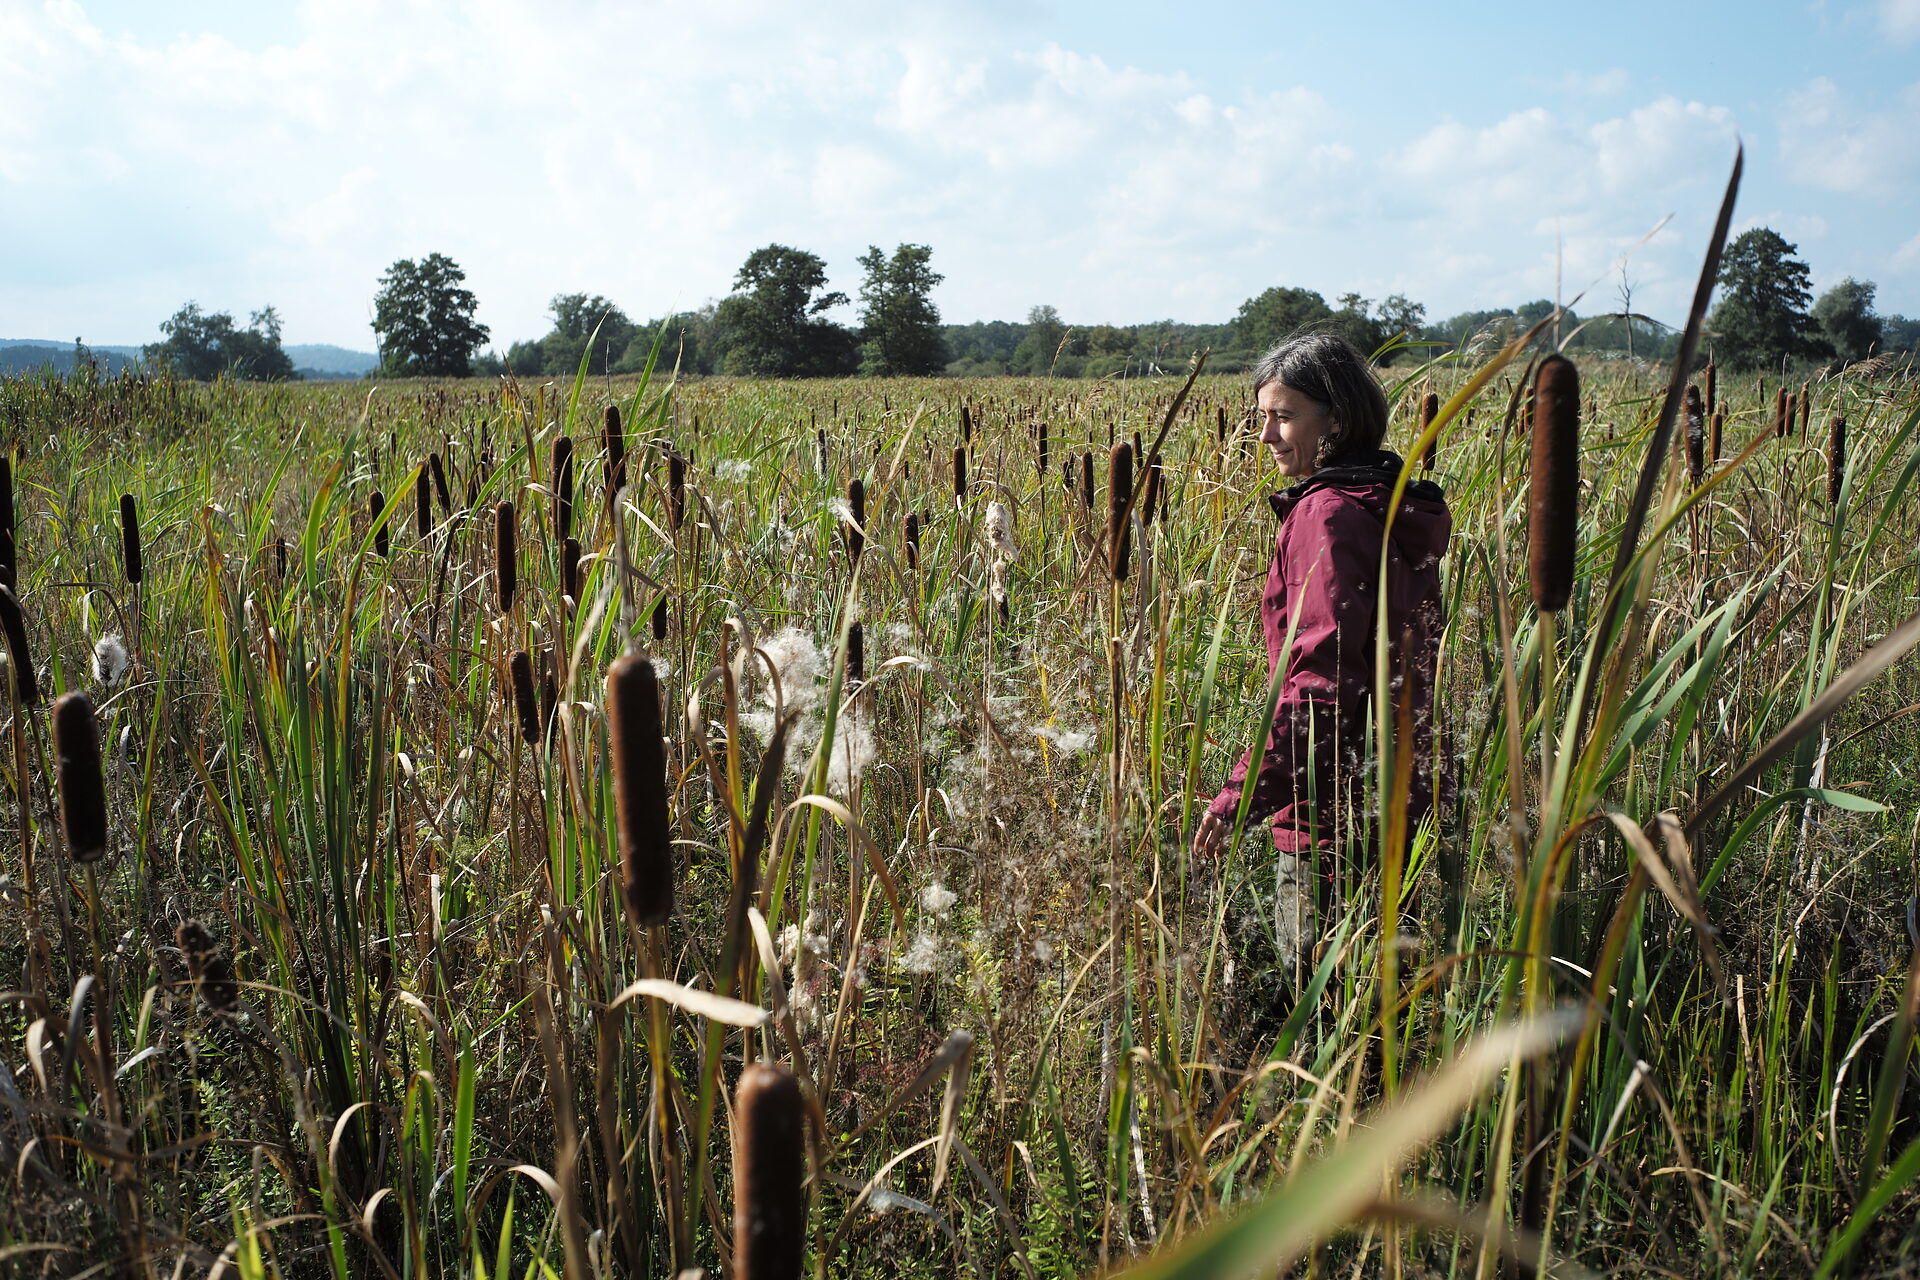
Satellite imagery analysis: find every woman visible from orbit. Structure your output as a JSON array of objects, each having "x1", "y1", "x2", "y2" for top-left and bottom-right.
[{"x1": 1192, "y1": 333, "x2": 1452, "y2": 958}]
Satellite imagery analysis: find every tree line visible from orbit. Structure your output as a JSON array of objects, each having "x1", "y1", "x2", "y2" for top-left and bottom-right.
[{"x1": 135, "y1": 228, "x2": 1919, "y2": 382}]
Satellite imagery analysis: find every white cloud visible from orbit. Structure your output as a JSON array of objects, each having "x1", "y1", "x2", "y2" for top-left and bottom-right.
[
  {"x1": 1779, "y1": 77, "x2": 1920, "y2": 194},
  {"x1": 1877, "y1": 0, "x2": 1920, "y2": 40},
  {"x1": 1893, "y1": 231, "x2": 1920, "y2": 271}
]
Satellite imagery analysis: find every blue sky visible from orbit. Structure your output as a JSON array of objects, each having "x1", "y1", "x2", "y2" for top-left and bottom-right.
[{"x1": 3, "y1": 0, "x2": 1916, "y2": 351}]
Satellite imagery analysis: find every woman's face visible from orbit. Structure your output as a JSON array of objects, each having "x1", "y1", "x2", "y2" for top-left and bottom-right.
[{"x1": 1257, "y1": 380, "x2": 1337, "y2": 479}]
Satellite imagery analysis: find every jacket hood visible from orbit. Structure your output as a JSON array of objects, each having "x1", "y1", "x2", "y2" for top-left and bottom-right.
[{"x1": 1267, "y1": 449, "x2": 1452, "y2": 569}]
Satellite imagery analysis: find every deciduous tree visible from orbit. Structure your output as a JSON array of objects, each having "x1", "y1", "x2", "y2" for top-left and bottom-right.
[
  {"x1": 371, "y1": 253, "x2": 491, "y2": 377},
  {"x1": 856, "y1": 243, "x2": 946, "y2": 376}
]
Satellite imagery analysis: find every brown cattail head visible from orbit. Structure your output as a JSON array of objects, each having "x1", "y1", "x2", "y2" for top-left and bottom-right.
[
  {"x1": 507, "y1": 650, "x2": 540, "y2": 744},
  {"x1": 1079, "y1": 451, "x2": 1095, "y2": 510},
  {"x1": 119, "y1": 493, "x2": 143, "y2": 584},
  {"x1": 1109, "y1": 441, "x2": 1134, "y2": 580},
  {"x1": 176, "y1": 919, "x2": 240, "y2": 1015},
  {"x1": 429, "y1": 450, "x2": 451, "y2": 514},
  {"x1": 1710, "y1": 410, "x2": 1724, "y2": 464},
  {"x1": 651, "y1": 595, "x2": 668, "y2": 642},
  {"x1": 733, "y1": 1062, "x2": 807, "y2": 1280},
  {"x1": 1785, "y1": 392, "x2": 1798, "y2": 440},
  {"x1": 0, "y1": 453, "x2": 14, "y2": 595},
  {"x1": 1829, "y1": 416, "x2": 1847, "y2": 505},
  {"x1": 1774, "y1": 386, "x2": 1789, "y2": 438},
  {"x1": 562, "y1": 537, "x2": 582, "y2": 604},
  {"x1": 1683, "y1": 384, "x2": 1706, "y2": 487},
  {"x1": 904, "y1": 512, "x2": 920, "y2": 571},
  {"x1": 0, "y1": 584, "x2": 38, "y2": 707},
  {"x1": 1142, "y1": 453, "x2": 1162, "y2": 526},
  {"x1": 551, "y1": 436, "x2": 575, "y2": 542},
  {"x1": 603, "y1": 404, "x2": 627, "y2": 495},
  {"x1": 415, "y1": 467, "x2": 432, "y2": 538},
  {"x1": 370, "y1": 490, "x2": 389, "y2": 558},
  {"x1": 1036, "y1": 419, "x2": 1049, "y2": 475},
  {"x1": 845, "y1": 478, "x2": 865, "y2": 564},
  {"x1": 952, "y1": 445, "x2": 967, "y2": 503},
  {"x1": 494, "y1": 501, "x2": 518, "y2": 612},
  {"x1": 1528, "y1": 355, "x2": 1580, "y2": 612},
  {"x1": 1216, "y1": 404, "x2": 1228, "y2": 444},
  {"x1": 815, "y1": 427, "x2": 828, "y2": 476},
  {"x1": 1703, "y1": 361, "x2": 1717, "y2": 417},
  {"x1": 1799, "y1": 382, "x2": 1812, "y2": 437},
  {"x1": 52, "y1": 692, "x2": 106, "y2": 861},
  {"x1": 847, "y1": 620, "x2": 864, "y2": 684},
  {"x1": 608, "y1": 654, "x2": 674, "y2": 929},
  {"x1": 668, "y1": 450, "x2": 688, "y2": 531},
  {"x1": 1420, "y1": 391, "x2": 1441, "y2": 471},
  {"x1": 961, "y1": 403, "x2": 973, "y2": 443},
  {"x1": 274, "y1": 535, "x2": 288, "y2": 584}
]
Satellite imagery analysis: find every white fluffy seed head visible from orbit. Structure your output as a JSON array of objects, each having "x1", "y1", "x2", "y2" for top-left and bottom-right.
[{"x1": 92, "y1": 634, "x2": 129, "y2": 688}]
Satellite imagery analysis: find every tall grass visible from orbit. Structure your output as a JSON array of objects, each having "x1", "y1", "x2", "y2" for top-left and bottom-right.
[{"x1": 0, "y1": 240, "x2": 1917, "y2": 1278}]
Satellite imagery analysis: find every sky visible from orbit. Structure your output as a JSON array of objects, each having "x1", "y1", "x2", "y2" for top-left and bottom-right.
[{"x1": 2, "y1": 0, "x2": 1917, "y2": 352}]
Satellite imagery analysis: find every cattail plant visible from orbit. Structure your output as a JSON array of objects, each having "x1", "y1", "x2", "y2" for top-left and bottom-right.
[
  {"x1": 1710, "y1": 410, "x2": 1724, "y2": 464},
  {"x1": 732, "y1": 1062, "x2": 806, "y2": 1280},
  {"x1": 1109, "y1": 441, "x2": 1133, "y2": 580},
  {"x1": 1216, "y1": 404, "x2": 1227, "y2": 445},
  {"x1": 1141, "y1": 454, "x2": 1162, "y2": 526},
  {"x1": 1799, "y1": 382, "x2": 1812, "y2": 437},
  {"x1": 0, "y1": 453, "x2": 14, "y2": 595},
  {"x1": 952, "y1": 445, "x2": 967, "y2": 504},
  {"x1": 1828, "y1": 415, "x2": 1847, "y2": 505},
  {"x1": 1036, "y1": 419, "x2": 1049, "y2": 475},
  {"x1": 1775, "y1": 386, "x2": 1789, "y2": 438},
  {"x1": 562, "y1": 537, "x2": 582, "y2": 604},
  {"x1": 370, "y1": 490, "x2": 389, "y2": 558},
  {"x1": 1529, "y1": 355, "x2": 1579, "y2": 612},
  {"x1": 668, "y1": 450, "x2": 688, "y2": 532},
  {"x1": 608, "y1": 653, "x2": 673, "y2": 928},
  {"x1": 552, "y1": 436, "x2": 575, "y2": 542},
  {"x1": 119, "y1": 493, "x2": 143, "y2": 584},
  {"x1": 429, "y1": 450, "x2": 451, "y2": 514},
  {"x1": 651, "y1": 597, "x2": 668, "y2": 642},
  {"x1": 274, "y1": 536, "x2": 288, "y2": 585},
  {"x1": 816, "y1": 427, "x2": 828, "y2": 476},
  {"x1": 1420, "y1": 391, "x2": 1440, "y2": 471},
  {"x1": 961, "y1": 403, "x2": 973, "y2": 445},
  {"x1": 176, "y1": 919, "x2": 240, "y2": 1015},
  {"x1": 415, "y1": 468, "x2": 432, "y2": 539},
  {"x1": 495, "y1": 501, "x2": 518, "y2": 612},
  {"x1": 846, "y1": 477, "x2": 865, "y2": 564},
  {"x1": 540, "y1": 666, "x2": 558, "y2": 747},
  {"x1": 603, "y1": 404, "x2": 627, "y2": 496},
  {"x1": 508, "y1": 651, "x2": 539, "y2": 744},
  {"x1": 1785, "y1": 392, "x2": 1798, "y2": 440},
  {"x1": 53, "y1": 692, "x2": 106, "y2": 861},
  {"x1": 904, "y1": 512, "x2": 920, "y2": 571},
  {"x1": 0, "y1": 585, "x2": 38, "y2": 707},
  {"x1": 1683, "y1": 384, "x2": 1706, "y2": 486},
  {"x1": 465, "y1": 475, "x2": 479, "y2": 512},
  {"x1": 848, "y1": 620, "x2": 864, "y2": 684},
  {"x1": 1079, "y1": 451, "x2": 1095, "y2": 511}
]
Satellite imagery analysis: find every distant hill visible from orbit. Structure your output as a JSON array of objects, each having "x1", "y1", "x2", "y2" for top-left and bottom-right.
[
  {"x1": 0, "y1": 338, "x2": 380, "y2": 380},
  {"x1": 286, "y1": 344, "x2": 379, "y2": 377},
  {"x1": 0, "y1": 341, "x2": 141, "y2": 375}
]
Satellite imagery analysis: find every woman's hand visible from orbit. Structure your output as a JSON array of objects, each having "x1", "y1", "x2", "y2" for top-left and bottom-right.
[{"x1": 1191, "y1": 809, "x2": 1230, "y2": 861}]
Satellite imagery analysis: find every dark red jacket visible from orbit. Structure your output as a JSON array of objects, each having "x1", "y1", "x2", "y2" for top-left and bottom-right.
[{"x1": 1207, "y1": 451, "x2": 1452, "y2": 852}]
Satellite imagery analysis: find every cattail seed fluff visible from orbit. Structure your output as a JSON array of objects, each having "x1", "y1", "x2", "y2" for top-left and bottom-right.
[
  {"x1": 1109, "y1": 442, "x2": 1134, "y2": 580},
  {"x1": 1829, "y1": 416, "x2": 1847, "y2": 506},
  {"x1": 53, "y1": 692, "x2": 107, "y2": 861},
  {"x1": 0, "y1": 585, "x2": 37, "y2": 706},
  {"x1": 495, "y1": 501, "x2": 518, "y2": 612},
  {"x1": 608, "y1": 654, "x2": 674, "y2": 929},
  {"x1": 733, "y1": 1062, "x2": 806, "y2": 1280},
  {"x1": 119, "y1": 493, "x2": 143, "y2": 585},
  {"x1": 370, "y1": 491, "x2": 389, "y2": 558},
  {"x1": 552, "y1": 436, "x2": 575, "y2": 542},
  {"x1": 177, "y1": 919, "x2": 240, "y2": 1015},
  {"x1": 1528, "y1": 355, "x2": 1580, "y2": 613}
]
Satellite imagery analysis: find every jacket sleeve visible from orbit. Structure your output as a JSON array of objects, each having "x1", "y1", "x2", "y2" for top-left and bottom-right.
[{"x1": 1208, "y1": 495, "x2": 1380, "y2": 831}]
